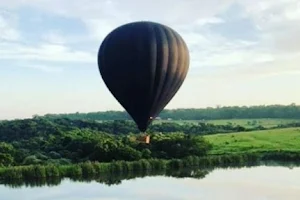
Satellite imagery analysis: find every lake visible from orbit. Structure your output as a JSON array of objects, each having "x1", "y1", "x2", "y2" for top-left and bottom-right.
[{"x1": 1, "y1": 165, "x2": 300, "y2": 200}]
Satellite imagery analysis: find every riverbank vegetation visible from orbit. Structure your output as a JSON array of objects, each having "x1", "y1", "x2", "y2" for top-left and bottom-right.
[
  {"x1": 1, "y1": 117, "x2": 300, "y2": 168},
  {"x1": 1, "y1": 104, "x2": 300, "y2": 180},
  {"x1": 1, "y1": 152, "x2": 300, "y2": 182},
  {"x1": 0, "y1": 153, "x2": 260, "y2": 181}
]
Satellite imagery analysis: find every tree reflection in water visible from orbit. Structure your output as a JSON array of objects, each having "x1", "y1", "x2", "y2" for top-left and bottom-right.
[
  {"x1": 0, "y1": 168, "x2": 209, "y2": 188},
  {"x1": 2, "y1": 160, "x2": 299, "y2": 189}
]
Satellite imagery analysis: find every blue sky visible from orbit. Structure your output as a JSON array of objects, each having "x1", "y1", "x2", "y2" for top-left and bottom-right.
[{"x1": 1, "y1": 0, "x2": 300, "y2": 119}]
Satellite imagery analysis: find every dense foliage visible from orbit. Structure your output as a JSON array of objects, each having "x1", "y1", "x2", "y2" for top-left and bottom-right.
[
  {"x1": 0, "y1": 118, "x2": 254, "y2": 141},
  {"x1": 0, "y1": 118, "x2": 216, "y2": 167},
  {"x1": 2, "y1": 104, "x2": 300, "y2": 171},
  {"x1": 39, "y1": 104, "x2": 300, "y2": 120}
]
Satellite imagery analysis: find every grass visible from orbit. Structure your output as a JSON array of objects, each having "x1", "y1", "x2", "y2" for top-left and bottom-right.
[
  {"x1": 207, "y1": 118, "x2": 300, "y2": 128},
  {"x1": 154, "y1": 118, "x2": 300, "y2": 128},
  {"x1": 205, "y1": 127, "x2": 300, "y2": 155}
]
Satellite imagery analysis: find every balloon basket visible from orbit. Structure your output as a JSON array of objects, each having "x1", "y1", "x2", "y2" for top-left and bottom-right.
[{"x1": 136, "y1": 134, "x2": 150, "y2": 144}]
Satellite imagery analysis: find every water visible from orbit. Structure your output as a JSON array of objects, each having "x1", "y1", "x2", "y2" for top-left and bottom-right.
[{"x1": 1, "y1": 166, "x2": 300, "y2": 200}]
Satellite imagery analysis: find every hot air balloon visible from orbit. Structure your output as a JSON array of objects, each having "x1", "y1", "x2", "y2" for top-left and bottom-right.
[{"x1": 98, "y1": 21, "x2": 190, "y2": 132}]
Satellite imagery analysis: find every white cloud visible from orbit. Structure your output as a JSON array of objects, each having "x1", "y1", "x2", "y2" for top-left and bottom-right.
[
  {"x1": 0, "y1": 0, "x2": 232, "y2": 23},
  {"x1": 176, "y1": 0, "x2": 300, "y2": 81},
  {"x1": 194, "y1": 17, "x2": 225, "y2": 26},
  {"x1": 239, "y1": 0, "x2": 300, "y2": 52},
  {"x1": 0, "y1": 0, "x2": 233, "y2": 39},
  {"x1": 84, "y1": 19, "x2": 120, "y2": 41},
  {"x1": 42, "y1": 31, "x2": 66, "y2": 45},
  {"x1": 79, "y1": 0, "x2": 233, "y2": 42},
  {"x1": 2, "y1": 0, "x2": 300, "y2": 119},
  {"x1": 21, "y1": 65, "x2": 63, "y2": 73},
  {"x1": 0, "y1": 11, "x2": 20, "y2": 41},
  {"x1": 0, "y1": 42, "x2": 95, "y2": 62},
  {"x1": 1, "y1": 0, "x2": 300, "y2": 81}
]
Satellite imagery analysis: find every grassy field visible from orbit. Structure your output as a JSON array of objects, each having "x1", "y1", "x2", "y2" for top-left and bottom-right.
[
  {"x1": 204, "y1": 127, "x2": 300, "y2": 155},
  {"x1": 154, "y1": 118, "x2": 300, "y2": 128}
]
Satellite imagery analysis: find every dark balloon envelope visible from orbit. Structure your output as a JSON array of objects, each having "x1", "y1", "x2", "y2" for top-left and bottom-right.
[{"x1": 98, "y1": 21, "x2": 190, "y2": 132}]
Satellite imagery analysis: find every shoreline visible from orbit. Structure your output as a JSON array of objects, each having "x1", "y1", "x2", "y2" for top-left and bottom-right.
[{"x1": 1, "y1": 151, "x2": 300, "y2": 181}]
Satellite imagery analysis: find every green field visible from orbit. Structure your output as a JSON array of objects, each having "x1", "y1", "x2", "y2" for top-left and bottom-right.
[
  {"x1": 154, "y1": 118, "x2": 300, "y2": 128},
  {"x1": 205, "y1": 127, "x2": 300, "y2": 155}
]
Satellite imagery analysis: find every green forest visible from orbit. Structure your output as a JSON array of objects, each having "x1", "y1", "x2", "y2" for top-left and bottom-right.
[
  {"x1": 0, "y1": 117, "x2": 217, "y2": 167},
  {"x1": 1, "y1": 104, "x2": 300, "y2": 180}
]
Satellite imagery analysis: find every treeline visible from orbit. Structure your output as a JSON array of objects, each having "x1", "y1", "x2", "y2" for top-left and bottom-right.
[
  {"x1": 39, "y1": 104, "x2": 300, "y2": 120},
  {"x1": 0, "y1": 117, "x2": 254, "y2": 142}
]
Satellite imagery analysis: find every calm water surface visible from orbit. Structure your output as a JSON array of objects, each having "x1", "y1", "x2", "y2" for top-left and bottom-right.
[{"x1": 1, "y1": 166, "x2": 300, "y2": 200}]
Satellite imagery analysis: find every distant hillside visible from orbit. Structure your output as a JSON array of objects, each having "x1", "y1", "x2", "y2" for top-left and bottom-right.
[{"x1": 38, "y1": 104, "x2": 300, "y2": 120}]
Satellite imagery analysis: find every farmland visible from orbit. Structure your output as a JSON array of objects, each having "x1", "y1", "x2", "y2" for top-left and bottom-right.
[
  {"x1": 205, "y1": 127, "x2": 300, "y2": 155},
  {"x1": 153, "y1": 118, "x2": 300, "y2": 128}
]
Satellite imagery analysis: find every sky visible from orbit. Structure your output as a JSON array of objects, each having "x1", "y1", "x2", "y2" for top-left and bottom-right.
[{"x1": 1, "y1": 0, "x2": 300, "y2": 120}]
